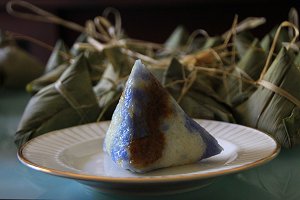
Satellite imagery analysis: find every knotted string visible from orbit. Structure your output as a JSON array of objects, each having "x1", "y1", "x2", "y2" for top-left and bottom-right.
[
  {"x1": 180, "y1": 21, "x2": 300, "y2": 108},
  {"x1": 5, "y1": 31, "x2": 72, "y2": 61},
  {"x1": 257, "y1": 21, "x2": 300, "y2": 108},
  {"x1": 6, "y1": 0, "x2": 300, "y2": 108}
]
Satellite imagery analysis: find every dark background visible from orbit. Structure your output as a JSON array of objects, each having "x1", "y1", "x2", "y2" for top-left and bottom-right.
[{"x1": 0, "y1": 0, "x2": 299, "y2": 64}]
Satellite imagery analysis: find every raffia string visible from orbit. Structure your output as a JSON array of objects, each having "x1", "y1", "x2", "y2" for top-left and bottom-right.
[
  {"x1": 257, "y1": 21, "x2": 300, "y2": 108},
  {"x1": 225, "y1": 15, "x2": 238, "y2": 102},
  {"x1": 6, "y1": 0, "x2": 300, "y2": 108},
  {"x1": 178, "y1": 70, "x2": 197, "y2": 103},
  {"x1": 184, "y1": 29, "x2": 210, "y2": 52},
  {"x1": 259, "y1": 21, "x2": 299, "y2": 79},
  {"x1": 6, "y1": 0, "x2": 108, "y2": 41},
  {"x1": 7, "y1": 0, "x2": 167, "y2": 64},
  {"x1": 6, "y1": 1, "x2": 85, "y2": 31},
  {"x1": 180, "y1": 21, "x2": 300, "y2": 108},
  {"x1": 230, "y1": 19, "x2": 243, "y2": 95},
  {"x1": 5, "y1": 31, "x2": 71, "y2": 60},
  {"x1": 6, "y1": 31, "x2": 54, "y2": 52},
  {"x1": 222, "y1": 15, "x2": 239, "y2": 48},
  {"x1": 222, "y1": 17, "x2": 266, "y2": 40},
  {"x1": 102, "y1": 7, "x2": 122, "y2": 39}
]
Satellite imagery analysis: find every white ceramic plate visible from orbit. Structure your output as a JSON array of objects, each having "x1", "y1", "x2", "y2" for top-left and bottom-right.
[{"x1": 18, "y1": 120, "x2": 280, "y2": 195}]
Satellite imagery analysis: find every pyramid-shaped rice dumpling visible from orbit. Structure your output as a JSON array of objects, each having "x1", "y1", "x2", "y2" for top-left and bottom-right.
[{"x1": 104, "y1": 60, "x2": 223, "y2": 173}]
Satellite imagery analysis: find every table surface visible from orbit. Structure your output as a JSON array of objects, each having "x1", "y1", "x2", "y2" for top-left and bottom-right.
[{"x1": 1, "y1": 88, "x2": 300, "y2": 200}]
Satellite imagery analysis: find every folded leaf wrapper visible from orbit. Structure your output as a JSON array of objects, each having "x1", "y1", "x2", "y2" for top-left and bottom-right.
[
  {"x1": 164, "y1": 58, "x2": 235, "y2": 122},
  {"x1": 165, "y1": 26, "x2": 189, "y2": 50},
  {"x1": 71, "y1": 34, "x2": 106, "y2": 84},
  {"x1": 220, "y1": 39, "x2": 267, "y2": 106},
  {"x1": 260, "y1": 27, "x2": 290, "y2": 53},
  {"x1": 26, "y1": 63, "x2": 68, "y2": 94},
  {"x1": 70, "y1": 33, "x2": 88, "y2": 56},
  {"x1": 94, "y1": 46, "x2": 133, "y2": 120},
  {"x1": 15, "y1": 55, "x2": 101, "y2": 148},
  {"x1": 26, "y1": 40, "x2": 70, "y2": 94},
  {"x1": 235, "y1": 48, "x2": 300, "y2": 148},
  {"x1": 156, "y1": 26, "x2": 189, "y2": 57},
  {"x1": 234, "y1": 31, "x2": 256, "y2": 58},
  {"x1": 44, "y1": 39, "x2": 69, "y2": 73}
]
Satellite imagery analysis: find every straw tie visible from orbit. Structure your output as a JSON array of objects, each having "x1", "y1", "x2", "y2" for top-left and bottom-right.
[
  {"x1": 6, "y1": 0, "x2": 300, "y2": 109},
  {"x1": 257, "y1": 21, "x2": 300, "y2": 108}
]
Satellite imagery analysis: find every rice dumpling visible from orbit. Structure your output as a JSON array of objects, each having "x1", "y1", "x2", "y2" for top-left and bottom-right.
[
  {"x1": 26, "y1": 40, "x2": 70, "y2": 94},
  {"x1": 0, "y1": 30, "x2": 43, "y2": 88},
  {"x1": 235, "y1": 48, "x2": 300, "y2": 148},
  {"x1": 104, "y1": 60, "x2": 223, "y2": 173},
  {"x1": 15, "y1": 54, "x2": 100, "y2": 148}
]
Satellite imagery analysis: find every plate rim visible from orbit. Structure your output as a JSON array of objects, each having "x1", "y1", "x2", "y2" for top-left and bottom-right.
[{"x1": 18, "y1": 120, "x2": 281, "y2": 183}]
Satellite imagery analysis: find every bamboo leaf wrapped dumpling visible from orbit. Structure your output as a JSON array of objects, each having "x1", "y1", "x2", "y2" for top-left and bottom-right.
[
  {"x1": 15, "y1": 55, "x2": 100, "y2": 148},
  {"x1": 71, "y1": 33, "x2": 106, "y2": 84},
  {"x1": 0, "y1": 30, "x2": 43, "y2": 88},
  {"x1": 104, "y1": 60, "x2": 223, "y2": 173},
  {"x1": 235, "y1": 48, "x2": 300, "y2": 148}
]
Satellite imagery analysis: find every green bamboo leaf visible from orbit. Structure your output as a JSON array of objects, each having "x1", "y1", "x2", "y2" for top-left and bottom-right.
[
  {"x1": 84, "y1": 49, "x2": 106, "y2": 84},
  {"x1": 26, "y1": 40, "x2": 70, "y2": 94},
  {"x1": 70, "y1": 33, "x2": 88, "y2": 56},
  {"x1": 15, "y1": 54, "x2": 100, "y2": 148},
  {"x1": 66, "y1": 34, "x2": 106, "y2": 85},
  {"x1": 200, "y1": 36, "x2": 223, "y2": 50},
  {"x1": 165, "y1": 25, "x2": 189, "y2": 49},
  {"x1": 45, "y1": 39, "x2": 69, "y2": 73},
  {"x1": 294, "y1": 52, "x2": 300, "y2": 69},
  {"x1": 26, "y1": 63, "x2": 68, "y2": 94},
  {"x1": 103, "y1": 46, "x2": 133, "y2": 76},
  {"x1": 94, "y1": 46, "x2": 133, "y2": 120},
  {"x1": 148, "y1": 67, "x2": 165, "y2": 83},
  {"x1": 155, "y1": 26, "x2": 189, "y2": 57},
  {"x1": 238, "y1": 39, "x2": 267, "y2": 80},
  {"x1": 235, "y1": 48, "x2": 300, "y2": 148},
  {"x1": 234, "y1": 31, "x2": 256, "y2": 58},
  {"x1": 260, "y1": 26, "x2": 290, "y2": 53},
  {"x1": 163, "y1": 58, "x2": 234, "y2": 122},
  {"x1": 220, "y1": 39, "x2": 267, "y2": 106}
]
